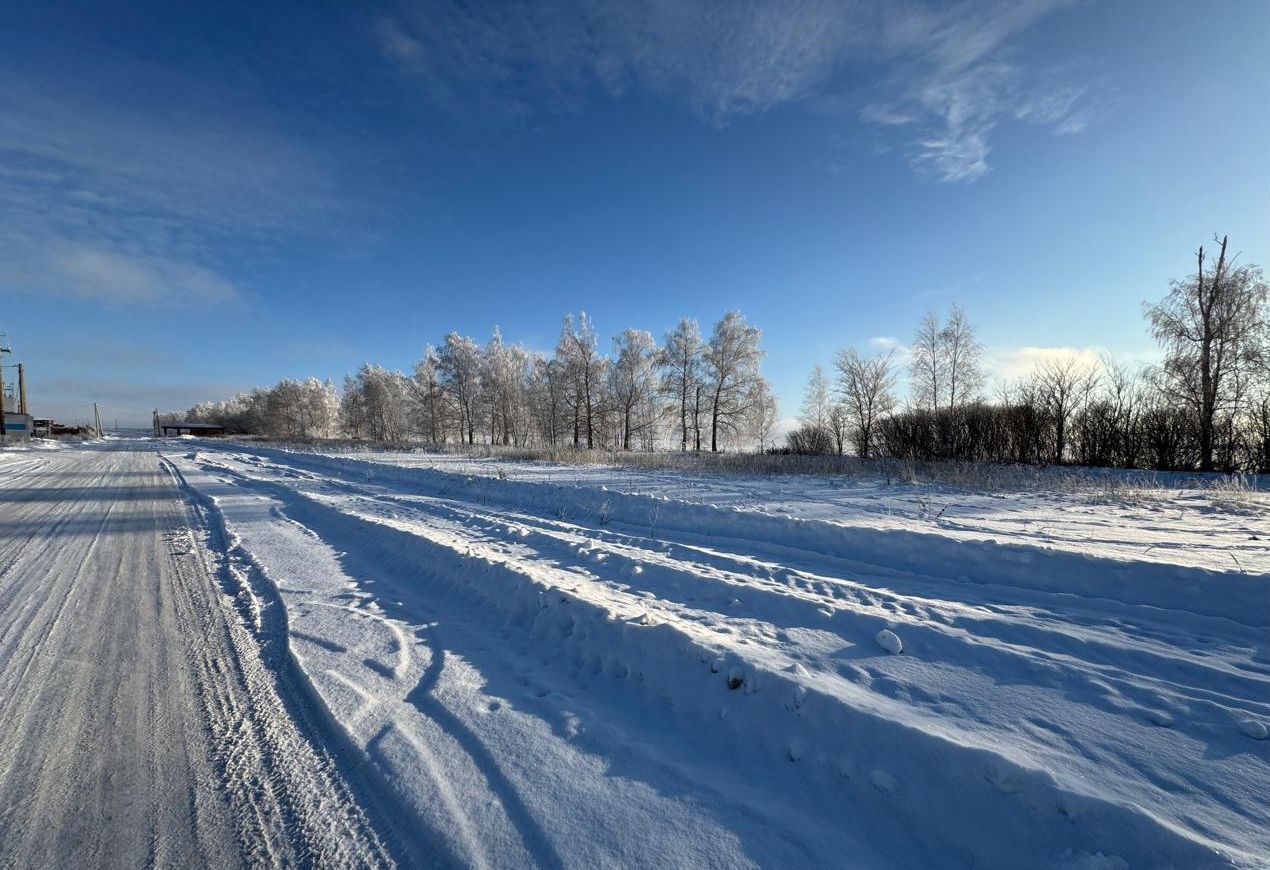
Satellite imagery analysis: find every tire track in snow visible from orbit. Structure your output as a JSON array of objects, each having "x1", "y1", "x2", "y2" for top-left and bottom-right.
[{"x1": 180, "y1": 448, "x2": 1252, "y2": 868}]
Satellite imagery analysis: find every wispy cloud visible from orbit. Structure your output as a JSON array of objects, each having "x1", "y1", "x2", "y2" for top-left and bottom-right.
[
  {"x1": 375, "y1": 0, "x2": 1100, "y2": 179},
  {"x1": 30, "y1": 247, "x2": 241, "y2": 306},
  {"x1": 0, "y1": 57, "x2": 339, "y2": 307}
]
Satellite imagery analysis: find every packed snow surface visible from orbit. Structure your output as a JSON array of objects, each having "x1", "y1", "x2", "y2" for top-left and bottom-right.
[
  {"x1": 4, "y1": 439, "x2": 1267, "y2": 868},
  {"x1": 0, "y1": 441, "x2": 397, "y2": 867}
]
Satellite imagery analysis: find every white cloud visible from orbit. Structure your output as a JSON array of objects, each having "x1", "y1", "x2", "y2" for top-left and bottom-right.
[
  {"x1": 868, "y1": 335, "x2": 900, "y2": 350},
  {"x1": 988, "y1": 345, "x2": 1108, "y2": 382}
]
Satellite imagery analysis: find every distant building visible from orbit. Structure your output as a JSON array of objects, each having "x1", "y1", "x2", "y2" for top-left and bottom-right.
[
  {"x1": 2, "y1": 412, "x2": 34, "y2": 441},
  {"x1": 161, "y1": 422, "x2": 228, "y2": 437}
]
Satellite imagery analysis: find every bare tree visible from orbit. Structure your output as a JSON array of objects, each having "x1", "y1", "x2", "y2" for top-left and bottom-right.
[
  {"x1": 703, "y1": 311, "x2": 763, "y2": 452},
  {"x1": 1030, "y1": 355, "x2": 1099, "y2": 464},
  {"x1": 909, "y1": 311, "x2": 945, "y2": 411},
  {"x1": 943, "y1": 304, "x2": 984, "y2": 410},
  {"x1": 909, "y1": 306, "x2": 983, "y2": 411},
  {"x1": 835, "y1": 348, "x2": 897, "y2": 458},
  {"x1": 800, "y1": 364, "x2": 832, "y2": 430},
  {"x1": 826, "y1": 404, "x2": 850, "y2": 456},
  {"x1": 1147, "y1": 235, "x2": 1269, "y2": 471}
]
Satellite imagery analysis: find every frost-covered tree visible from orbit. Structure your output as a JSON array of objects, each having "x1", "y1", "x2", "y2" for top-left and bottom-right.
[
  {"x1": 556, "y1": 313, "x2": 608, "y2": 448},
  {"x1": 481, "y1": 328, "x2": 531, "y2": 446},
  {"x1": 662, "y1": 318, "x2": 704, "y2": 451},
  {"x1": 610, "y1": 328, "x2": 659, "y2": 450},
  {"x1": 744, "y1": 378, "x2": 780, "y2": 453},
  {"x1": 343, "y1": 364, "x2": 408, "y2": 442},
  {"x1": 528, "y1": 355, "x2": 569, "y2": 447},
  {"x1": 408, "y1": 345, "x2": 451, "y2": 443},
  {"x1": 436, "y1": 332, "x2": 482, "y2": 444},
  {"x1": 703, "y1": 311, "x2": 763, "y2": 452}
]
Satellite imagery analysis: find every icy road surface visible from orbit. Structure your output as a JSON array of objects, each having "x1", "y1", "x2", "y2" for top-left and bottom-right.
[
  {"x1": 157, "y1": 441, "x2": 1267, "y2": 869},
  {"x1": 0, "y1": 443, "x2": 399, "y2": 868}
]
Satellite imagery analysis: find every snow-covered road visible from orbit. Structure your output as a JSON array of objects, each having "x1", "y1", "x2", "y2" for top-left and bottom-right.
[
  {"x1": 159, "y1": 441, "x2": 1267, "y2": 869},
  {"x1": 2, "y1": 440, "x2": 1266, "y2": 868},
  {"x1": 0, "y1": 443, "x2": 397, "y2": 868}
]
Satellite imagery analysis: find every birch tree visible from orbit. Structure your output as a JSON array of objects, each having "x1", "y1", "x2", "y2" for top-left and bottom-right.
[
  {"x1": 703, "y1": 311, "x2": 763, "y2": 452},
  {"x1": 437, "y1": 332, "x2": 482, "y2": 444},
  {"x1": 610, "y1": 328, "x2": 659, "y2": 450},
  {"x1": 662, "y1": 318, "x2": 703, "y2": 451}
]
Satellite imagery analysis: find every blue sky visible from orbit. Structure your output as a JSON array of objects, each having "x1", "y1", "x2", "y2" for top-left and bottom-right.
[{"x1": 3, "y1": 0, "x2": 1267, "y2": 427}]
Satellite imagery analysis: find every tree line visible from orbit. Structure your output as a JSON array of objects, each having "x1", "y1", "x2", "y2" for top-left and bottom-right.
[
  {"x1": 173, "y1": 311, "x2": 778, "y2": 453},
  {"x1": 173, "y1": 237, "x2": 1269, "y2": 473},
  {"x1": 786, "y1": 236, "x2": 1269, "y2": 473}
]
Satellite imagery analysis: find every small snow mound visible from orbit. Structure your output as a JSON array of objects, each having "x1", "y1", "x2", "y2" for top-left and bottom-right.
[
  {"x1": 787, "y1": 739, "x2": 805, "y2": 761},
  {"x1": 1145, "y1": 708, "x2": 1174, "y2": 728},
  {"x1": 710, "y1": 656, "x2": 725, "y2": 674},
  {"x1": 875, "y1": 629, "x2": 903, "y2": 655},
  {"x1": 1055, "y1": 851, "x2": 1128, "y2": 870},
  {"x1": 1237, "y1": 718, "x2": 1269, "y2": 739},
  {"x1": 868, "y1": 769, "x2": 897, "y2": 793}
]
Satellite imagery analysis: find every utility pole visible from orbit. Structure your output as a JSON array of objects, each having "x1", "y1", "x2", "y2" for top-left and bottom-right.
[
  {"x1": 93, "y1": 402, "x2": 102, "y2": 437},
  {"x1": 0, "y1": 332, "x2": 9, "y2": 443},
  {"x1": 17, "y1": 363, "x2": 27, "y2": 415},
  {"x1": 153, "y1": 409, "x2": 160, "y2": 437}
]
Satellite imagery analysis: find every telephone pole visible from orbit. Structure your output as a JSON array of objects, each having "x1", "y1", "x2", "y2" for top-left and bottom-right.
[
  {"x1": 0, "y1": 332, "x2": 10, "y2": 443},
  {"x1": 17, "y1": 363, "x2": 27, "y2": 415},
  {"x1": 93, "y1": 402, "x2": 102, "y2": 437}
]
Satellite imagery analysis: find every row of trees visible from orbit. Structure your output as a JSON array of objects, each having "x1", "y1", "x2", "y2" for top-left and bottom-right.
[
  {"x1": 175, "y1": 237, "x2": 1269, "y2": 472},
  {"x1": 177, "y1": 311, "x2": 779, "y2": 453},
  {"x1": 786, "y1": 236, "x2": 1269, "y2": 472}
]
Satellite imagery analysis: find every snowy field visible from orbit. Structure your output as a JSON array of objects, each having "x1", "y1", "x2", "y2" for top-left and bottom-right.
[{"x1": 3, "y1": 438, "x2": 1267, "y2": 868}]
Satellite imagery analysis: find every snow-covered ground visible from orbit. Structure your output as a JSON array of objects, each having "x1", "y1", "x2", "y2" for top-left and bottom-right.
[{"x1": 153, "y1": 440, "x2": 1268, "y2": 868}]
